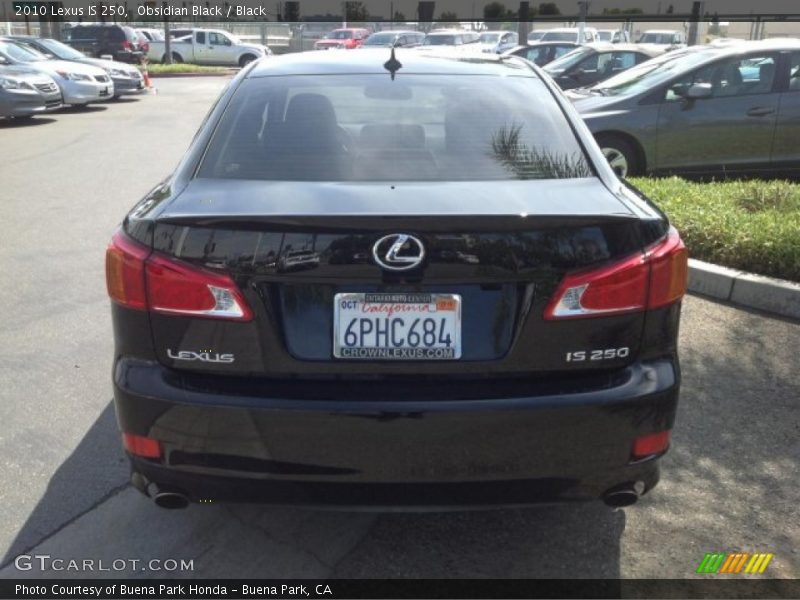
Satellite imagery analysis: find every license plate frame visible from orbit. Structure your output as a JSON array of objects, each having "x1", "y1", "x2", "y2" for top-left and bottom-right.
[{"x1": 333, "y1": 292, "x2": 462, "y2": 360}]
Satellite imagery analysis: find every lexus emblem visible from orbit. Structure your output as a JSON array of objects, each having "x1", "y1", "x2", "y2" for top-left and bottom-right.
[{"x1": 372, "y1": 234, "x2": 425, "y2": 271}]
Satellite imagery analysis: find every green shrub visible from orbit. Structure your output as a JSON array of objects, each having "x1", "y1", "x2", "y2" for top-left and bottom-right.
[
  {"x1": 142, "y1": 63, "x2": 231, "y2": 75},
  {"x1": 630, "y1": 177, "x2": 800, "y2": 283}
]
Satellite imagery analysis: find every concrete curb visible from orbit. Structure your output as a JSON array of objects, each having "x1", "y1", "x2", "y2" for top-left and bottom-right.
[
  {"x1": 148, "y1": 70, "x2": 237, "y2": 78},
  {"x1": 688, "y1": 258, "x2": 800, "y2": 320}
]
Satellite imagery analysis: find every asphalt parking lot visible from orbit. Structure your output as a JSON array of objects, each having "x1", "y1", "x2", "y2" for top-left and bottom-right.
[{"x1": 0, "y1": 77, "x2": 798, "y2": 580}]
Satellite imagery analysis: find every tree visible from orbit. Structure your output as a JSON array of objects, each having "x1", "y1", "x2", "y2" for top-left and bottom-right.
[
  {"x1": 283, "y1": 1, "x2": 300, "y2": 22},
  {"x1": 666, "y1": 4, "x2": 674, "y2": 14},
  {"x1": 345, "y1": 1, "x2": 368, "y2": 22},
  {"x1": 708, "y1": 12, "x2": 720, "y2": 35},
  {"x1": 538, "y1": 3, "x2": 560, "y2": 16},
  {"x1": 393, "y1": 10, "x2": 406, "y2": 21},
  {"x1": 603, "y1": 7, "x2": 643, "y2": 15},
  {"x1": 439, "y1": 10, "x2": 458, "y2": 25},
  {"x1": 484, "y1": 2, "x2": 517, "y2": 20}
]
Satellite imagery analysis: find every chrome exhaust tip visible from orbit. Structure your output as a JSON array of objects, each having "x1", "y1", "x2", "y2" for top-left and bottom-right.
[{"x1": 602, "y1": 481, "x2": 645, "y2": 508}]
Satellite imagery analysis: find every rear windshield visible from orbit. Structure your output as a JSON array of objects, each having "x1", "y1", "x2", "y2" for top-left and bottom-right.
[{"x1": 197, "y1": 74, "x2": 591, "y2": 182}]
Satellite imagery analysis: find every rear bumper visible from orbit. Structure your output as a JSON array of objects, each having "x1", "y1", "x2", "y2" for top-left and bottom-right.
[{"x1": 114, "y1": 357, "x2": 679, "y2": 508}]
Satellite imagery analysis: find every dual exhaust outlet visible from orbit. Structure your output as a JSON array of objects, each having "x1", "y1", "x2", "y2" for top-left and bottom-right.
[{"x1": 143, "y1": 481, "x2": 645, "y2": 510}]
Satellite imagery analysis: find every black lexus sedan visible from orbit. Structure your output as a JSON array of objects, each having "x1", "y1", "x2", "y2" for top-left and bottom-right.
[{"x1": 106, "y1": 50, "x2": 688, "y2": 510}]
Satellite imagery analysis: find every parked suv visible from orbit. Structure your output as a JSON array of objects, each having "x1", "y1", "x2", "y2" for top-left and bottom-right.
[
  {"x1": 63, "y1": 24, "x2": 143, "y2": 64},
  {"x1": 314, "y1": 28, "x2": 370, "y2": 50}
]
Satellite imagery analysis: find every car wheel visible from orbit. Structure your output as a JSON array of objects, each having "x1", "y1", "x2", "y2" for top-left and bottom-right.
[
  {"x1": 596, "y1": 135, "x2": 641, "y2": 178},
  {"x1": 239, "y1": 54, "x2": 257, "y2": 67},
  {"x1": 171, "y1": 52, "x2": 184, "y2": 64}
]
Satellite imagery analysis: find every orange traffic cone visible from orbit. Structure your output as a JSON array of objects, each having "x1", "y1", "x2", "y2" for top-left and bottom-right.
[{"x1": 141, "y1": 61, "x2": 154, "y2": 93}]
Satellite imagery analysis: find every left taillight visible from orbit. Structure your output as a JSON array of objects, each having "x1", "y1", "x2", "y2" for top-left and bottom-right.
[
  {"x1": 106, "y1": 229, "x2": 149, "y2": 310},
  {"x1": 105, "y1": 229, "x2": 253, "y2": 321},
  {"x1": 544, "y1": 227, "x2": 688, "y2": 320}
]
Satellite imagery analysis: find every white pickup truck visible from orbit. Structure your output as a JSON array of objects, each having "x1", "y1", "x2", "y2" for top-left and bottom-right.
[{"x1": 147, "y1": 29, "x2": 272, "y2": 67}]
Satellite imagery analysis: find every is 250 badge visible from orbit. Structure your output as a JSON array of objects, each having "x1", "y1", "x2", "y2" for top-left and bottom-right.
[{"x1": 565, "y1": 347, "x2": 630, "y2": 362}]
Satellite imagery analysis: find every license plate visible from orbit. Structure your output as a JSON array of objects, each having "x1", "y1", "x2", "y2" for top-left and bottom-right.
[{"x1": 333, "y1": 293, "x2": 461, "y2": 360}]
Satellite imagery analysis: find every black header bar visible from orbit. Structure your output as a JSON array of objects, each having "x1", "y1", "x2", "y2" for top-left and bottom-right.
[{"x1": 3, "y1": 578, "x2": 800, "y2": 599}]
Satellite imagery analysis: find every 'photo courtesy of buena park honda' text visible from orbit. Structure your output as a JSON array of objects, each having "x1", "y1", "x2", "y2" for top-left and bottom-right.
[{"x1": 0, "y1": 0, "x2": 798, "y2": 597}]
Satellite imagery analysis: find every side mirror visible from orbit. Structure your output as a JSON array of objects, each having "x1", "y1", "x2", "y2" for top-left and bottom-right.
[{"x1": 686, "y1": 82, "x2": 713, "y2": 99}]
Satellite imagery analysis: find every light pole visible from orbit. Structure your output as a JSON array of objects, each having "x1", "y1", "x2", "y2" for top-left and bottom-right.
[{"x1": 577, "y1": 1, "x2": 589, "y2": 43}]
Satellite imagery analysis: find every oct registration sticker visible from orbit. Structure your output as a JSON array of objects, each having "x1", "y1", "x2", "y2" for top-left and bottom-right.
[{"x1": 333, "y1": 293, "x2": 462, "y2": 360}]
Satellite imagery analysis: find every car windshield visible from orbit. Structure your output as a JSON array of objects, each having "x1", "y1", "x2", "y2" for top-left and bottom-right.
[
  {"x1": 596, "y1": 31, "x2": 613, "y2": 41},
  {"x1": 638, "y1": 32, "x2": 675, "y2": 44},
  {"x1": 198, "y1": 74, "x2": 591, "y2": 182},
  {"x1": 595, "y1": 50, "x2": 714, "y2": 96},
  {"x1": 326, "y1": 30, "x2": 353, "y2": 40},
  {"x1": 541, "y1": 31, "x2": 577, "y2": 42},
  {"x1": 545, "y1": 47, "x2": 593, "y2": 73},
  {"x1": 479, "y1": 33, "x2": 501, "y2": 43},
  {"x1": 0, "y1": 41, "x2": 46, "y2": 62},
  {"x1": 527, "y1": 32, "x2": 545, "y2": 41},
  {"x1": 363, "y1": 33, "x2": 397, "y2": 46},
  {"x1": 38, "y1": 38, "x2": 85, "y2": 60}
]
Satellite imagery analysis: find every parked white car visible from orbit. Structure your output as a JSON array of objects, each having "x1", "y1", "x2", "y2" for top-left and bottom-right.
[
  {"x1": 476, "y1": 31, "x2": 519, "y2": 53},
  {"x1": 539, "y1": 27, "x2": 599, "y2": 43},
  {"x1": 147, "y1": 29, "x2": 272, "y2": 67}
]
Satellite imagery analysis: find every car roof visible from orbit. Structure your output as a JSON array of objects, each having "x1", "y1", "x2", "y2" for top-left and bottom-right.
[
  {"x1": 246, "y1": 48, "x2": 538, "y2": 78},
  {"x1": 581, "y1": 42, "x2": 666, "y2": 56},
  {"x1": 642, "y1": 29, "x2": 681, "y2": 34},
  {"x1": 526, "y1": 41, "x2": 580, "y2": 47}
]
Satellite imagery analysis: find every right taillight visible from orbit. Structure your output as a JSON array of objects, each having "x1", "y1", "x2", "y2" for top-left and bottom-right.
[
  {"x1": 105, "y1": 228, "x2": 252, "y2": 321},
  {"x1": 645, "y1": 227, "x2": 689, "y2": 309},
  {"x1": 544, "y1": 227, "x2": 688, "y2": 320}
]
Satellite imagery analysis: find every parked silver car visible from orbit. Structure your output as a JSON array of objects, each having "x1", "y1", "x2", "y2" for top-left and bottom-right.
[
  {"x1": 0, "y1": 40, "x2": 113, "y2": 106},
  {"x1": 9, "y1": 36, "x2": 144, "y2": 98},
  {"x1": 0, "y1": 65, "x2": 62, "y2": 118},
  {"x1": 569, "y1": 39, "x2": 800, "y2": 178},
  {"x1": 544, "y1": 42, "x2": 666, "y2": 90}
]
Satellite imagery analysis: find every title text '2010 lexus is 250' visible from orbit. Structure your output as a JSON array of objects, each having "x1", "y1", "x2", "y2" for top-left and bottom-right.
[{"x1": 106, "y1": 49, "x2": 688, "y2": 510}]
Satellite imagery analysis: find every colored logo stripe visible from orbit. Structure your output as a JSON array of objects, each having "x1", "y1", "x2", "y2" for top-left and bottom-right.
[
  {"x1": 697, "y1": 553, "x2": 726, "y2": 573},
  {"x1": 697, "y1": 553, "x2": 774, "y2": 574},
  {"x1": 744, "y1": 553, "x2": 774, "y2": 574}
]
